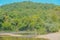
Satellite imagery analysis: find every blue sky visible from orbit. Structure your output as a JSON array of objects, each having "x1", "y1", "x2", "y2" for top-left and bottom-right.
[{"x1": 0, "y1": 0, "x2": 60, "y2": 6}]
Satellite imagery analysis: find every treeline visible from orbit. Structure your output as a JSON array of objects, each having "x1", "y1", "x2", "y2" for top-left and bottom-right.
[{"x1": 0, "y1": 1, "x2": 60, "y2": 34}]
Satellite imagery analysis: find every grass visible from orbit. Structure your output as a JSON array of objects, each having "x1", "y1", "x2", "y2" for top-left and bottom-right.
[{"x1": 0, "y1": 36, "x2": 49, "y2": 40}]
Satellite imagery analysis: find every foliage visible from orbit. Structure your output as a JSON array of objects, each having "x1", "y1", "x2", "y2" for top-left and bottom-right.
[{"x1": 0, "y1": 1, "x2": 60, "y2": 34}]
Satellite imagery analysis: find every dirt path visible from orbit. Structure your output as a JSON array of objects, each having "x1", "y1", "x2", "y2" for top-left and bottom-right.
[
  {"x1": 36, "y1": 32, "x2": 60, "y2": 40},
  {"x1": 0, "y1": 33, "x2": 22, "y2": 37},
  {"x1": 0, "y1": 33, "x2": 35, "y2": 37},
  {"x1": 0, "y1": 32, "x2": 60, "y2": 40}
]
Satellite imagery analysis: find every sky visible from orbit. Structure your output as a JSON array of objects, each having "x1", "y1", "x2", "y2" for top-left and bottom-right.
[{"x1": 0, "y1": 0, "x2": 60, "y2": 6}]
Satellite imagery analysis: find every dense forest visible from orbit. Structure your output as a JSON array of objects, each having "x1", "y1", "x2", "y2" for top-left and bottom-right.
[{"x1": 0, "y1": 1, "x2": 60, "y2": 34}]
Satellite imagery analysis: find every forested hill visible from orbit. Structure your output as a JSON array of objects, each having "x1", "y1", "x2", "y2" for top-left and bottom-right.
[{"x1": 0, "y1": 1, "x2": 60, "y2": 34}]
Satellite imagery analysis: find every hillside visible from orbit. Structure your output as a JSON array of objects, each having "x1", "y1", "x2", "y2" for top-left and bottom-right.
[{"x1": 0, "y1": 1, "x2": 60, "y2": 34}]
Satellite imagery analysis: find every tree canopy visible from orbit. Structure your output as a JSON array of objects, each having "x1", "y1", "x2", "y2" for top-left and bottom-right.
[{"x1": 0, "y1": 1, "x2": 60, "y2": 34}]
